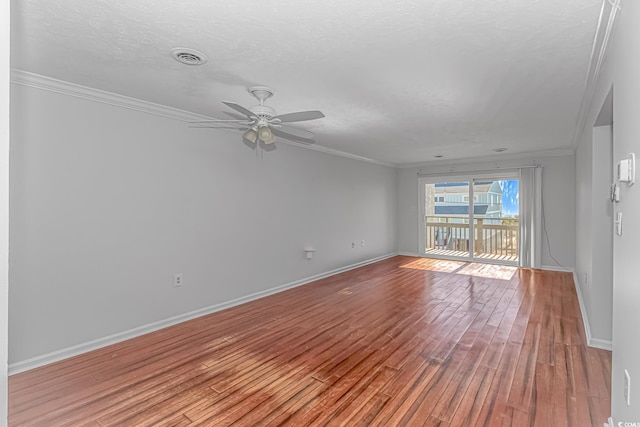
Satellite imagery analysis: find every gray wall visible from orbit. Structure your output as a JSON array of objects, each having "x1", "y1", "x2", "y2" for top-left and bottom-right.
[
  {"x1": 9, "y1": 82, "x2": 398, "y2": 364},
  {"x1": 0, "y1": 1, "x2": 9, "y2": 421},
  {"x1": 591, "y1": 126, "x2": 613, "y2": 343},
  {"x1": 575, "y1": 123, "x2": 613, "y2": 346},
  {"x1": 575, "y1": 126, "x2": 594, "y2": 335},
  {"x1": 576, "y1": 0, "x2": 640, "y2": 420},
  {"x1": 608, "y1": 1, "x2": 640, "y2": 419},
  {"x1": 397, "y1": 155, "x2": 576, "y2": 270}
]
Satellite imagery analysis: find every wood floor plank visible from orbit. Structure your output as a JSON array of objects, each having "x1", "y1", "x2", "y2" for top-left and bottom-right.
[
  {"x1": 448, "y1": 365, "x2": 497, "y2": 426},
  {"x1": 430, "y1": 343, "x2": 486, "y2": 421},
  {"x1": 475, "y1": 342, "x2": 523, "y2": 426},
  {"x1": 531, "y1": 362, "x2": 555, "y2": 426},
  {"x1": 8, "y1": 256, "x2": 611, "y2": 426},
  {"x1": 552, "y1": 343, "x2": 579, "y2": 427},
  {"x1": 507, "y1": 321, "x2": 542, "y2": 411},
  {"x1": 256, "y1": 381, "x2": 328, "y2": 426}
]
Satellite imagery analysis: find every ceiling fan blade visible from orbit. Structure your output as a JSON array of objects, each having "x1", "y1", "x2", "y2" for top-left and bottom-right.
[
  {"x1": 272, "y1": 124, "x2": 315, "y2": 140},
  {"x1": 189, "y1": 120, "x2": 253, "y2": 126},
  {"x1": 272, "y1": 129, "x2": 315, "y2": 144},
  {"x1": 222, "y1": 101, "x2": 257, "y2": 119},
  {"x1": 270, "y1": 110, "x2": 325, "y2": 123},
  {"x1": 223, "y1": 111, "x2": 251, "y2": 121},
  {"x1": 190, "y1": 118, "x2": 252, "y2": 122},
  {"x1": 189, "y1": 125, "x2": 249, "y2": 130}
]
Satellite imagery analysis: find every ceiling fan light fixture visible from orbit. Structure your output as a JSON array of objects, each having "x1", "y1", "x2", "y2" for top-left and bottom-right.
[
  {"x1": 243, "y1": 128, "x2": 258, "y2": 143},
  {"x1": 258, "y1": 126, "x2": 276, "y2": 144}
]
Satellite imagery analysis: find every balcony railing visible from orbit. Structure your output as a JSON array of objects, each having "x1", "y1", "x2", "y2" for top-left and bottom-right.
[{"x1": 425, "y1": 216, "x2": 519, "y2": 261}]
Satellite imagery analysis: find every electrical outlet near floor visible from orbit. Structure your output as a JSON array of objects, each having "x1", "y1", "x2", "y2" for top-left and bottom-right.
[
  {"x1": 625, "y1": 369, "x2": 631, "y2": 406},
  {"x1": 173, "y1": 273, "x2": 183, "y2": 287}
]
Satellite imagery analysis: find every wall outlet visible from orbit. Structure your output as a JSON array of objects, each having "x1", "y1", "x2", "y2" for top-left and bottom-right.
[
  {"x1": 351, "y1": 242, "x2": 355, "y2": 248},
  {"x1": 625, "y1": 369, "x2": 631, "y2": 406},
  {"x1": 173, "y1": 273, "x2": 183, "y2": 287}
]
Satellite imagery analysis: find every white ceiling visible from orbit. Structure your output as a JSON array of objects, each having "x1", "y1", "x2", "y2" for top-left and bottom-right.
[{"x1": 11, "y1": 0, "x2": 603, "y2": 165}]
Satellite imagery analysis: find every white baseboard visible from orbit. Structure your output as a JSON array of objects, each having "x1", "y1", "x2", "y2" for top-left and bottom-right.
[
  {"x1": 572, "y1": 272, "x2": 613, "y2": 351},
  {"x1": 541, "y1": 264, "x2": 574, "y2": 272},
  {"x1": 397, "y1": 251, "x2": 420, "y2": 257},
  {"x1": 589, "y1": 337, "x2": 613, "y2": 351},
  {"x1": 9, "y1": 252, "x2": 398, "y2": 375}
]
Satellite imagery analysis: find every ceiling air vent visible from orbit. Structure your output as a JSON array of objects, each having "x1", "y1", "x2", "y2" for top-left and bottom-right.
[{"x1": 171, "y1": 48, "x2": 207, "y2": 66}]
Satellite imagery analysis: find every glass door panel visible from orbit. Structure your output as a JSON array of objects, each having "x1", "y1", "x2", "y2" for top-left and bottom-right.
[
  {"x1": 472, "y1": 179, "x2": 519, "y2": 263},
  {"x1": 424, "y1": 181, "x2": 471, "y2": 259}
]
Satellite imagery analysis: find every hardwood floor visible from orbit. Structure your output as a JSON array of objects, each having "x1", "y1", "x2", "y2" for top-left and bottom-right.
[{"x1": 8, "y1": 256, "x2": 611, "y2": 426}]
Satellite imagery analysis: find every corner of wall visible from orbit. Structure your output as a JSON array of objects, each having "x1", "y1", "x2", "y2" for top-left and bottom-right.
[{"x1": 572, "y1": 271, "x2": 613, "y2": 351}]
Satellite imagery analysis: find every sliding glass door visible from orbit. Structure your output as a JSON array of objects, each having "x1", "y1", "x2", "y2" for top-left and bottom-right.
[
  {"x1": 419, "y1": 174, "x2": 520, "y2": 264},
  {"x1": 423, "y1": 181, "x2": 472, "y2": 258}
]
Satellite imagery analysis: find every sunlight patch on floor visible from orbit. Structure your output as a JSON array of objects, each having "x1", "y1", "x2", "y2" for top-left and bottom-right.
[
  {"x1": 456, "y1": 263, "x2": 517, "y2": 280},
  {"x1": 399, "y1": 258, "x2": 467, "y2": 273}
]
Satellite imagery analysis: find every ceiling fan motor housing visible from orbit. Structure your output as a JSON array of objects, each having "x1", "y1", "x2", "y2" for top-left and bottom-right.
[{"x1": 249, "y1": 104, "x2": 277, "y2": 119}]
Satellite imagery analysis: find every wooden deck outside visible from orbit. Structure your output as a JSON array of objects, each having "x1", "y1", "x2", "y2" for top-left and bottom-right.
[
  {"x1": 425, "y1": 248, "x2": 519, "y2": 263},
  {"x1": 426, "y1": 217, "x2": 519, "y2": 263},
  {"x1": 9, "y1": 256, "x2": 610, "y2": 426}
]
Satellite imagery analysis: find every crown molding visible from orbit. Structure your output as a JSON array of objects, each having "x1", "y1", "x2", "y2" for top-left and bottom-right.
[
  {"x1": 398, "y1": 148, "x2": 574, "y2": 169},
  {"x1": 571, "y1": 0, "x2": 621, "y2": 149},
  {"x1": 278, "y1": 140, "x2": 397, "y2": 167},
  {"x1": 10, "y1": 69, "x2": 397, "y2": 168},
  {"x1": 10, "y1": 69, "x2": 214, "y2": 122},
  {"x1": 10, "y1": 69, "x2": 578, "y2": 170}
]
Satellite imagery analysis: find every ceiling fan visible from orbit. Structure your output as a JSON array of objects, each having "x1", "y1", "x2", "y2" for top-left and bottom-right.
[{"x1": 190, "y1": 86, "x2": 325, "y2": 145}]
